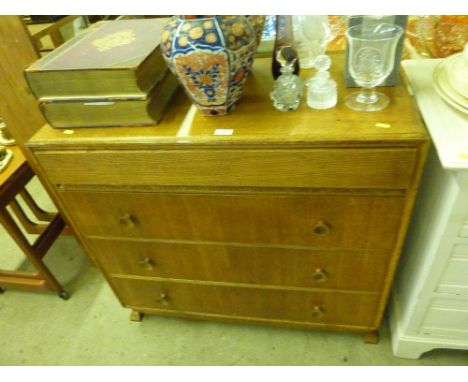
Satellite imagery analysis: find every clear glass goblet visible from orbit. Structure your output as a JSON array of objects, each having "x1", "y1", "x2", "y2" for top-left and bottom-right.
[{"x1": 345, "y1": 23, "x2": 404, "y2": 112}]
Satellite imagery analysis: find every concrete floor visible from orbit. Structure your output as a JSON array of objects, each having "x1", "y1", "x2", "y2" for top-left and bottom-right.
[{"x1": 0, "y1": 178, "x2": 467, "y2": 366}]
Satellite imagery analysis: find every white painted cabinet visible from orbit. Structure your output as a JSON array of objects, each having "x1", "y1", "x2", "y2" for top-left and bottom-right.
[{"x1": 389, "y1": 59, "x2": 468, "y2": 359}]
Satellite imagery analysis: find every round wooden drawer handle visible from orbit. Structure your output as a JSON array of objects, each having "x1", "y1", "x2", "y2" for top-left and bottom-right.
[
  {"x1": 139, "y1": 257, "x2": 155, "y2": 270},
  {"x1": 156, "y1": 292, "x2": 170, "y2": 306},
  {"x1": 312, "y1": 268, "x2": 328, "y2": 283},
  {"x1": 311, "y1": 305, "x2": 325, "y2": 319},
  {"x1": 313, "y1": 220, "x2": 331, "y2": 236},
  {"x1": 119, "y1": 213, "x2": 135, "y2": 228}
]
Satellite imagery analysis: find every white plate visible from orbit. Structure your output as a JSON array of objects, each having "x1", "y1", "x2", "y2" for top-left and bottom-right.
[
  {"x1": 433, "y1": 57, "x2": 468, "y2": 115},
  {"x1": 440, "y1": 65, "x2": 468, "y2": 108},
  {"x1": 446, "y1": 54, "x2": 468, "y2": 99}
]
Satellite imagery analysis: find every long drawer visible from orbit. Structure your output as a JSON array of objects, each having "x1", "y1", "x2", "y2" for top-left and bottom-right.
[
  {"x1": 436, "y1": 244, "x2": 468, "y2": 295},
  {"x1": 63, "y1": 191, "x2": 405, "y2": 250},
  {"x1": 460, "y1": 224, "x2": 468, "y2": 238},
  {"x1": 420, "y1": 297, "x2": 468, "y2": 340},
  {"x1": 458, "y1": 205, "x2": 468, "y2": 238},
  {"x1": 34, "y1": 148, "x2": 418, "y2": 189},
  {"x1": 110, "y1": 277, "x2": 380, "y2": 328},
  {"x1": 89, "y1": 239, "x2": 391, "y2": 292}
]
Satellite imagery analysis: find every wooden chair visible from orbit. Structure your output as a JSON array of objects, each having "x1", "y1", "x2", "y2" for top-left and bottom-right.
[
  {"x1": 0, "y1": 16, "x2": 80, "y2": 298},
  {"x1": 0, "y1": 145, "x2": 69, "y2": 299},
  {"x1": 28, "y1": 15, "x2": 89, "y2": 52}
]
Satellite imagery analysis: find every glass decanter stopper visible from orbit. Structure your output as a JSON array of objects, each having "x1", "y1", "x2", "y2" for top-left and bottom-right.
[
  {"x1": 270, "y1": 46, "x2": 303, "y2": 112},
  {"x1": 306, "y1": 54, "x2": 337, "y2": 110}
]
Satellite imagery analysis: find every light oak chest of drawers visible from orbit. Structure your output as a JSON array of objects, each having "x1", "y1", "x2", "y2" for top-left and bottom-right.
[{"x1": 27, "y1": 55, "x2": 429, "y2": 343}]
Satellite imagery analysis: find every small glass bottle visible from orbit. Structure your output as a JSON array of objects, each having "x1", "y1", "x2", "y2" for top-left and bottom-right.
[
  {"x1": 270, "y1": 46, "x2": 303, "y2": 112},
  {"x1": 306, "y1": 54, "x2": 337, "y2": 110}
]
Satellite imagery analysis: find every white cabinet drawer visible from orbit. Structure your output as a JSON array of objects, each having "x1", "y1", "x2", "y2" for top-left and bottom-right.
[
  {"x1": 451, "y1": 244, "x2": 468, "y2": 258},
  {"x1": 437, "y1": 256, "x2": 468, "y2": 295},
  {"x1": 420, "y1": 298, "x2": 468, "y2": 340},
  {"x1": 458, "y1": 186, "x2": 468, "y2": 238},
  {"x1": 436, "y1": 244, "x2": 468, "y2": 295},
  {"x1": 460, "y1": 224, "x2": 468, "y2": 238}
]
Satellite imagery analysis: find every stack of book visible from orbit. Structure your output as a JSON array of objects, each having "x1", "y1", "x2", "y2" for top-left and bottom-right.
[{"x1": 25, "y1": 19, "x2": 178, "y2": 128}]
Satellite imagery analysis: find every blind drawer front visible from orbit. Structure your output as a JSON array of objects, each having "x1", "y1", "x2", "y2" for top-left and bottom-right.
[
  {"x1": 110, "y1": 277, "x2": 380, "y2": 328},
  {"x1": 64, "y1": 192, "x2": 405, "y2": 250},
  {"x1": 90, "y1": 239, "x2": 391, "y2": 292},
  {"x1": 421, "y1": 298, "x2": 468, "y2": 340},
  {"x1": 437, "y1": 256, "x2": 468, "y2": 295},
  {"x1": 460, "y1": 225, "x2": 468, "y2": 238},
  {"x1": 34, "y1": 148, "x2": 418, "y2": 189}
]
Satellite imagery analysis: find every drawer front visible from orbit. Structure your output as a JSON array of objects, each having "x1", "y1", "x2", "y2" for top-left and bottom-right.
[
  {"x1": 35, "y1": 148, "x2": 418, "y2": 189},
  {"x1": 460, "y1": 224, "x2": 468, "y2": 238},
  {"x1": 459, "y1": 205, "x2": 468, "y2": 238},
  {"x1": 421, "y1": 298, "x2": 468, "y2": 339},
  {"x1": 64, "y1": 192, "x2": 405, "y2": 250},
  {"x1": 89, "y1": 239, "x2": 391, "y2": 292},
  {"x1": 110, "y1": 277, "x2": 380, "y2": 328},
  {"x1": 437, "y1": 252, "x2": 468, "y2": 295}
]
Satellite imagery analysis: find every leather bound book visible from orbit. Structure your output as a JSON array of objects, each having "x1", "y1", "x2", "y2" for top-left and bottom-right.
[
  {"x1": 39, "y1": 71, "x2": 179, "y2": 128},
  {"x1": 25, "y1": 19, "x2": 168, "y2": 99}
]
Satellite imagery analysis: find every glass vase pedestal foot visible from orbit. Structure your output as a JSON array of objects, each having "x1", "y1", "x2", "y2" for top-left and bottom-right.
[{"x1": 345, "y1": 90, "x2": 390, "y2": 112}]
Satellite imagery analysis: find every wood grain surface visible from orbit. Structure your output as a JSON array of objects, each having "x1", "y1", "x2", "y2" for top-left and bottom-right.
[
  {"x1": 60, "y1": 191, "x2": 405, "y2": 251},
  {"x1": 28, "y1": 54, "x2": 428, "y2": 150},
  {"x1": 27, "y1": 51, "x2": 429, "y2": 338},
  {"x1": 0, "y1": 146, "x2": 26, "y2": 188},
  {"x1": 110, "y1": 276, "x2": 380, "y2": 328},
  {"x1": 89, "y1": 238, "x2": 391, "y2": 292},
  {"x1": 0, "y1": 16, "x2": 45, "y2": 149},
  {"x1": 35, "y1": 147, "x2": 418, "y2": 189}
]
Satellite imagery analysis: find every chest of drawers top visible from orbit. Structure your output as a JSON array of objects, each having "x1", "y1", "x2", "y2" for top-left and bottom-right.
[{"x1": 28, "y1": 54, "x2": 428, "y2": 153}]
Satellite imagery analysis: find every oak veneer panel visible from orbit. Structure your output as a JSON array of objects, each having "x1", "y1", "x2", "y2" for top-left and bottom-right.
[
  {"x1": 35, "y1": 148, "x2": 418, "y2": 189},
  {"x1": 90, "y1": 239, "x2": 391, "y2": 292},
  {"x1": 63, "y1": 191, "x2": 405, "y2": 250},
  {"x1": 28, "y1": 54, "x2": 427, "y2": 150},
  {"x1": 111, "y1": 277, "x2": 380, "y2": 327},
  {"x1": 0, "y1": 146, "x2": 26, "y2": 188},
  {"x1": 26, "y1": 53, "x2": 429, "y2": 334},
  {"x1": 0, "y1": 16, "x2": 45, "y2": 149}
]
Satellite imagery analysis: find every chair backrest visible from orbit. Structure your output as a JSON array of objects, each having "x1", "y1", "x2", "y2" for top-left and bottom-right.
[{"x1": 30, "y1": 15, "x2": 88, "y2": 53}]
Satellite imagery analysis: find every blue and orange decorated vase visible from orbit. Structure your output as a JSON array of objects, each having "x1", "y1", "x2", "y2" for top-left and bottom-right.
[
  {"x1": 246, "y1": 15, "x2": 266, "y2": 46},
  {"x1": 160, "y1": 16, "x2": 257, "y2": 116}
]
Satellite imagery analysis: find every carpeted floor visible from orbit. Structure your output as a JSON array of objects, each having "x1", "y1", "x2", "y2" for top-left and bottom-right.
[{"x1": 0, "y1": 177, "x2": 467, "y2": 366}]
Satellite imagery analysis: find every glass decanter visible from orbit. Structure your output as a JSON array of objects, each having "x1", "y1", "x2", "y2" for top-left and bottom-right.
[
  {"x1": 293, "y1": 15, "x2": 331, "y2": 69},
  {"x1": 293, "y1": 16, "x2": 346, "y2": 69},
  {"x1": 270, "y1": 46, "x2": 303, "y2": 111},
  {"x1": 306, "y1": 54, "x2": 337, "y2": 109}
]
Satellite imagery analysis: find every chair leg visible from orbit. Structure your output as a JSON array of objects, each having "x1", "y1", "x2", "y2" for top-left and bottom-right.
[
  {"x1": 0, "y1": 207, "x2": 62, "y2": 293},
  {"x1": 19, "y1": 189, "x2": 56, "y2": 222},
  {"x1": 19, "y1": 189, "x2": 73, "y2": 236},
  {"x1": 9, "y1": 199, "x2": 49, "y2": 234}
]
